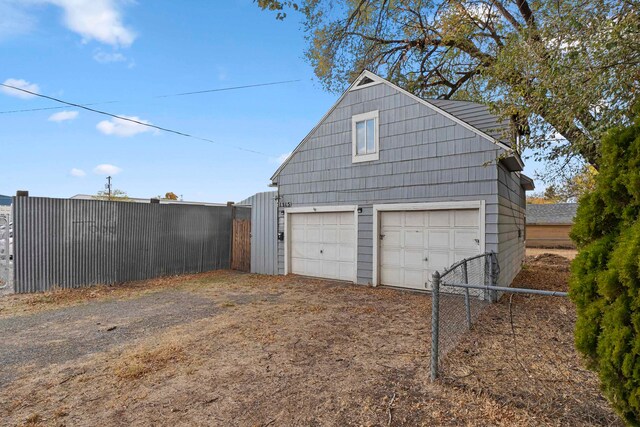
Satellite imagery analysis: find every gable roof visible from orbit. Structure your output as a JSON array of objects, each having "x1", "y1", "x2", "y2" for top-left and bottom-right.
[
  {"x1": 427, "y1": 99, "x2": 513, "y2": 146},
  {"x1": 526, "y1": 203, "x2": 578, "y2": 225},
  {"x1": 271, "y1": 70, "x2": 521, "y2": 182}
]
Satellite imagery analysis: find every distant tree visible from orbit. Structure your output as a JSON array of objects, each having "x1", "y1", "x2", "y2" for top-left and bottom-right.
[
  {"x1": 95, "y1": 189, "x2": 129, "y2": 201},
  {"x1": 527, "y1": 166, "x2": 598, "y2": 204},
  {"x1": 257, "y1": 0, "x2": 639, "y2": 175},
  {"x1": 163, "y1": 192, "x2": 179, "y2": 200}
]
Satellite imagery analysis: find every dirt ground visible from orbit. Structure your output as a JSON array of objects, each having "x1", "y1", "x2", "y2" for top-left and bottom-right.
[
  {"x1": 526, "y1": 247, "x2": 577, "y2": 260},
  {"x1": 0, "y1": 253, "x2": 620, "y2": 426}
]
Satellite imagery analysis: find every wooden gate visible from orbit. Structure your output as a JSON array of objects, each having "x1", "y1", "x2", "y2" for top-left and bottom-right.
[{"x1": 231, "y1": 219, "x2": 251, "y2": 272}]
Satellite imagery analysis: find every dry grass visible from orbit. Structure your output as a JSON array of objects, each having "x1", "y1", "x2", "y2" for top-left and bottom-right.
[
  {"x1": 114, "y1": 341, "x2": 186, "y2": 380},
  {"x1": 0, "y1": 260, "x2": 621, "y2": 426}
]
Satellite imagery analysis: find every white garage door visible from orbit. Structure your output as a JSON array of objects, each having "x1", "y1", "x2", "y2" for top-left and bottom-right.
[
  {"x1": 289, "y1": 211, "x2": 356, "y2": 281},
  {"x1": 380, "y1": 209, "x2": 480, "y2": 290}
]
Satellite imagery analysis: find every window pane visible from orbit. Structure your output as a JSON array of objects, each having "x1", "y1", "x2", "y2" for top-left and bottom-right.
[
  {"x1": 356, "y1": 121, "x2": 366, "y2": 154},
  {"x1": 366, "y1": 119, "x2": 375, "y2": 153}
]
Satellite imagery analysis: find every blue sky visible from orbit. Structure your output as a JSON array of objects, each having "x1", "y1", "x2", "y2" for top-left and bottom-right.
[{"x1": 0, "y1": 0, "x2": 542, "y2": 202}]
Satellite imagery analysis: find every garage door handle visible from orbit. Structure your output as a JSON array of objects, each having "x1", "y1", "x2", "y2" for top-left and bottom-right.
[
  {"x1": 320, "y1": 250, "x2": 323, "y2": 254},
  {"x1": 424, "y1": 257, "x2": 428, "y2": 261}
]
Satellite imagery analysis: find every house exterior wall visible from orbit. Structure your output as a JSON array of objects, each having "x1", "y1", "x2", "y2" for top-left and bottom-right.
[
  {"x1": 238, "y1": 191, "x2": 279, "y2": 275},
  {"x1": 274, "y1": 81, "x2": 525, "y2": 285},
  {"x1": 526, "y1": 224, "x2": 575, "y2": 248},
  {"x1": 496, "y1": 164, "x2": 527, "y2": 287}
]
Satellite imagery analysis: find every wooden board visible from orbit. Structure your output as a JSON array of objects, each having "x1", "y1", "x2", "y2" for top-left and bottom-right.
[
  {"x1": 231, "y1": 219, "x2": 251, "y2": 272},
  {"x1": 526, "y1": 224, "x2": 575, "y2": 249}
]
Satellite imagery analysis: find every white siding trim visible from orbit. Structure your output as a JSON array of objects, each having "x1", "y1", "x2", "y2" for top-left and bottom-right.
[
  {"x1": 372, "y1": 200, "x2": 486, "y2": 287},
  {"x1": 284, "y1": 205, "x2": 359, "y2": 283}
]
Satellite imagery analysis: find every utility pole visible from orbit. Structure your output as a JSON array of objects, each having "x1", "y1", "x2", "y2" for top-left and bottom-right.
[{"x1": 106, "y1": 176, "x2": 112, "y2": 200}]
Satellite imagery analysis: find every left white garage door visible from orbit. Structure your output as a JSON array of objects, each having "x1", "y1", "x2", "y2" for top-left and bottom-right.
[{"x1": 289, "y1": 211, "x2": 356, "y2": 281}]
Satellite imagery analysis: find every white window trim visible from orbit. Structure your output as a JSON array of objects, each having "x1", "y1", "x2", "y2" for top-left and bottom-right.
[
  {"x1": 284, "y1": 205, "x2": 359, "y2": 284},
  {"x1": 352, "y1": 110, "x2": 379, "y2": 163},
  {"x1": 371, "y1": 200, "x2": 486, "y2": 287}
]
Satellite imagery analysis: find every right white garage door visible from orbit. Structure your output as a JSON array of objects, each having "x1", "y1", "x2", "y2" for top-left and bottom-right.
[{"x1": 380, "y1": 209, "x2": 481, "y2": 290}]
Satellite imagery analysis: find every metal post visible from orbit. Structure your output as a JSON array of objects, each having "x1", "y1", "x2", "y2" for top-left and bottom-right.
[
  {"x1": 488, "y1": 252, "x2": 497, "y2": 302},
  {"x1": 462, "y1": 260, "x2": 471, "y2": 329},
  {"x1": 431, "y1": 270, "x2": 440, "y2": 382}
]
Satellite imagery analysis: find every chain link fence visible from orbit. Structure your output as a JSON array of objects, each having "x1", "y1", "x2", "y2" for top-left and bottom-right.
[{"x1": 430, "y1": 252, "x2": 568, "y2": 382}]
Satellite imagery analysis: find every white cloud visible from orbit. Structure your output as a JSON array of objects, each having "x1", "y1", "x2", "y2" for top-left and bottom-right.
[
  {"x1": 93, "y1": 164, "x2": 122, "y2": 175},
  {"x1": 1, "y1": 78, "x2": 39, "y2": 99},
  {"x1": 70, "y1": 168, "x2": 86, "y2": 177},
  {"x1": 48, "y1": 110, "x2": 78, "y2": 122},
  {"x1": 0, "y1": 1, "x2": 136, "y2": 47},
  {"x1": 45, "y1": 0, "x2": 136, "y2": 47},
  {"x1": 96, "y1": 115, "x2": 154, "y2": 137},
  {"x1": 93, "y1": 50, "x2": 126, "y2": 63},
  {"x1": 0, "y1": 1, "x2": 37, "y2": 41}
]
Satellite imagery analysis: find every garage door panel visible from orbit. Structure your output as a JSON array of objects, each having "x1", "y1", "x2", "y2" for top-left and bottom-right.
[
  {"x1": 304, "y1": 243, "x2": 321, "y2": 258},
  {"x1": 381, "y1": 211, "x2": 403, "y2": 226},
  {"x1": 380, "y1": 209, "x2": 480, "y2": 290},
  {"x1": 382, "y1": 229, "x2": 401, "y2": 246},
  {"x1": 381, "y1": 248, "x2": 401, "y2": 266},
  {"x1": 338, "y1": 245, "x2": 355, "y2": 261},
  {"x1": 322, "y1": 228, "x2": 338, "y2": 244},
  {"x1": 322, "y1": 244, "x2": 338, "y2": 260},
  {"x1": 455, "y1": 209, "x2": 479, "y2": 227},
  {"x1": 381, "y1": 267, "x2": 402, "y2": 286},
  {"x1": 405, "y1": 211, "x2": 425, "y2": 226},
  {"x1": 454, "y1": 229, "x2": 478, "y2": 249},
  {"x1": 291, "y1": 226, "x2": 305, "y2": 243},
  {"x1": 404, "y1": 249, "x2": 425, "y2": 268},
  {"x1": 427, "y1": 250, "x2": 451, "y2": 272},
  {"x1": 306, "y1": 214, "x2": 322, "y2": 225},
  {"x1": 339, "y1": 229, "x2": 355, "y2": 244},
  {"x1": 306, "y1": 228, "x2": 322, "y2": 243},
  {"x1": 404, "y1": 269, "x2": 425, "y2": 288},
  {"x1": 404, "y1": 229, "x2": 424, "y2": 247},
  {"x1": 289, "y1": 211, "x2": 356, "y2": 282},
  {"x1": 339, "y1": 213, "x2": 355, "y2": 225},
  {"x1": 429, "y1": 210, "x2": 450, "y2": 227},
  {"x1": 338, "y1": 262, "x2": 354, "y2": 279},
  {"x1": 428, "y1": 230, "x2": 450, "y2": 248}
]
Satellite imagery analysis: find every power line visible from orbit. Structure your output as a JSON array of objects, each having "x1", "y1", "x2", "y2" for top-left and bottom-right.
[
  {"x1": 0, "y1": 101, "x2": 119, "y2": 114},
  {"x1": 0, "y1": 83, "x2": 271, "y2": 156},
  {"x1": 0, "y1": 79, "x2": 301, "y2": 114},
  {"x1": 155, "y1": 79, "x2": 301, "y2": 98}
]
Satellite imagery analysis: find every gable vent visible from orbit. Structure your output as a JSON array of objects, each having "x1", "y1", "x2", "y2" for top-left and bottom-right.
[{"x1": 358, "y1": 76, "x2": 374, "y2": 86}]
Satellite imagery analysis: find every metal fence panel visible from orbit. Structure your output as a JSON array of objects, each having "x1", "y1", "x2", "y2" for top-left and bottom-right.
[
  {"x1": 239, "y1": 191, "x2": 277, "y2": 275},
  {"x1": 13, "y1": 196, "x2": 238, "y2": 293}
]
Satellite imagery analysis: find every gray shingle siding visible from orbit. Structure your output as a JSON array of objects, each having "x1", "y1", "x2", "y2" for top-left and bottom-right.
[{"x1": 274, "y1": 80, "x2": 525, "y2": 286}]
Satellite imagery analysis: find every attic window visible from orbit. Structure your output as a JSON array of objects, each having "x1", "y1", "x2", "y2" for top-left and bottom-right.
[{"x1": 352, "y1": 110, "x2": 379, "y2": 163}]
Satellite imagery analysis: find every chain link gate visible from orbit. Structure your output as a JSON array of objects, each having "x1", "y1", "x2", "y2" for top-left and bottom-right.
[{"x1": 0, "y1": 212, "x2": 13, "y2": 294}]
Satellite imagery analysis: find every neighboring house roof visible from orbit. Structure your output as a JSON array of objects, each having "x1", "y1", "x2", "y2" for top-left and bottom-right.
[
  {"x1": 70, "y1": 194, "x2": 227, "y2": 206},
  {"x1": 527, "y1": 203, "x2": 578, "y2": 225},
  {"x1": 271, "y1": 70, "x2": 523, "y2": 182}
]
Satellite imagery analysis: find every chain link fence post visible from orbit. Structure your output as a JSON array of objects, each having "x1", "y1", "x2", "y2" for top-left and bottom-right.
[
  {"x1": 431, "y1": 270, "x2": 440, "y2": 382},
  {"x1": 462, "y1": 260, "x2": 471, "y2": 329}
]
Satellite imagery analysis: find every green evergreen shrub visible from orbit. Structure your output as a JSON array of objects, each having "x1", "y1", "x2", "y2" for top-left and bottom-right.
[{"x1": 570, "y1": 113, "x2": 640, "y2": 425}]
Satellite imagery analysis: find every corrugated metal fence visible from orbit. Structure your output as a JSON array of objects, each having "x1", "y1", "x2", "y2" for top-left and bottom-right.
[
  {"x1": 239, "y1": 191, "x2": 278, "y2": 275},
  {"x1": 13, "y1": 196, "x2": 249, "y2": 293}
]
